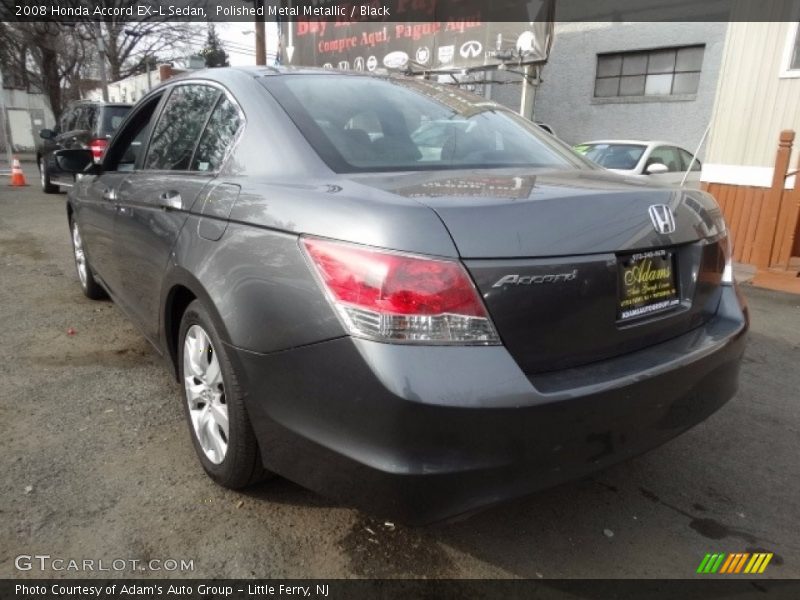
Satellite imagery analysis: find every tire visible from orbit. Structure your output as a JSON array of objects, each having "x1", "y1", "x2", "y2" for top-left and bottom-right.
[
  {"x1": 69, "y1": 219, "x2": 106, "y2": 300},
  {"x1": 178, "y1": 300, "x2": 269, "y2": 489},
  {"x1": 39, "y1": 157, "x2": 59, "y2": 194}
]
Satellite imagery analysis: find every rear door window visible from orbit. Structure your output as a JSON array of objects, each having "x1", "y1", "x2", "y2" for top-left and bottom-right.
[
  {"x1": 646, "y1": 146, "x2": 682, "y2": 172},
  {"x1": 75, "y1": 105, "x2": 98, "y2": 132},
  {"x1": 59, "y1": 109, "x2": 72, "y2": 133},
  {"x1": 62, "y1": 107, "x2": 79, "y2": 132},
  {"x1": 101, "y1": 106, "x2": 131, "y2": 137},
  {"x1": 191, "y1": 96, "x2": 243, "y2": 172},
  {"x1": 678, "y1": 147, "x2": 701, "y2": 171},
  {"x1": 144, "y1": 84, "x2": 220, "y2": 171}
]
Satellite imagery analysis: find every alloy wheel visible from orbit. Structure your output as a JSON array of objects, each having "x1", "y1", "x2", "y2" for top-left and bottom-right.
[
  {"x1": 183, "y1": 325, "x2": 229, "y2": 464},
  {"x1": 71, "y1": 222, "x2": 88, "y2": 288}
]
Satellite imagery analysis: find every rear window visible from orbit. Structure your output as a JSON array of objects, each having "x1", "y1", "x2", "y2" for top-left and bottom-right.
[
  {"x1": 75, "y1": 106, "x2": 97, "y2": 131},
  {"x1": 575, "y1": 143, "x2": 646, "y2": 170},
  {"x1": 262, "y1": 75, "x2": 580, "y2": 173},
  {"x1": 100, "y1": 106, "x2": 132, "y2": 137}
]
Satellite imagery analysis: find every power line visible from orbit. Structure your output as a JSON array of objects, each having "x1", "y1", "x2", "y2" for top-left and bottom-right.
[
  {"x1": 124, "y1": 31, "x2": 280, "y2": 64},
  {"x1": 182, "y1": 32, "x2": 261, "y2": 57},
  {"x1": 184, "y1": 29, "x2": 281, "y2": 58}
]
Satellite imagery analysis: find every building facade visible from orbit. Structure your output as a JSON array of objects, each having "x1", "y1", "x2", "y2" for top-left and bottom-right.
[
  {"x1": 1, "y1": 87, "x2": 56, "y2": 154},
  {"x1": 701, "y1": 4, "x2": 800, "y2": 290},
  {"x1": 86, "y1": 64, "x2": 190, "y2": 104},
  {"x1": 501, "y1": 21, "x2": 728, "y2": 154},
  {"x1": 703, "y1": 20, "x2": 800, "y2": 188}
]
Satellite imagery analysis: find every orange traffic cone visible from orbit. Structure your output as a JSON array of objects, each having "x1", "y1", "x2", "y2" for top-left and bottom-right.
[{"x1": 10, "y1": 156, "x2": 27, "y2": 186}]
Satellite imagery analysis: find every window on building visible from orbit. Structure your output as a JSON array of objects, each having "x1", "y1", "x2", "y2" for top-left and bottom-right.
[
  {"x1": 594, "y1": 45, "x2": 705, "y2": 98},
  {"x1": 790, "y1": 23, "x2": 800, "y2": 71}
]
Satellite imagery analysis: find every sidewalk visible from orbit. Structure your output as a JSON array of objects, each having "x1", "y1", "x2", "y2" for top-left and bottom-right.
[{"x1": 737, "y1": 262, "x2": 800, "y2": 295}]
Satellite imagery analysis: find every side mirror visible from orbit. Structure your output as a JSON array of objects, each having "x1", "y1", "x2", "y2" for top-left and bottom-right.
[
  {"x1": 54, "y1": 149, "x2": 98, "y2": 174},
  {"x1": 645, "y1": 162, "x2": 669, "y2": 175},
  {"x1": 39, "y1": 128, "x2": 55, "y2": 140}
]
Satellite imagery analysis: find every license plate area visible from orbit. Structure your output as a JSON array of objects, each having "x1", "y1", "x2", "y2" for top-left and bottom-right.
[{"x1": 617, "y1": 249, "x2": 680, "y2": 321}]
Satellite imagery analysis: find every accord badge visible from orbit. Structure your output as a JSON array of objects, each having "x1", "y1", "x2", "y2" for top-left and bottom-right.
[{"x1": 492, "y1": 270, "x2": 578, "y2": 288}]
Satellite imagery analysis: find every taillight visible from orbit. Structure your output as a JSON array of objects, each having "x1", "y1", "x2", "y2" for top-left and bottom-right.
[
  {"x1": 88, "y1": 138, "x2": 108, "y2": 162},
  {"x1": 302, "y1": 237, "x2": 500, "y2": 345}
]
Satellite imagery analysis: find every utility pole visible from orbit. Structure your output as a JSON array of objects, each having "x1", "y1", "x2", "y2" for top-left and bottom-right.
[
  {"x1": 95, "y1": 22, "x2": 109, "y2": 101},
  {"x1": 519, "y1": 65, "x2": 538, "y2": 119},
  {"x1": 284, "y1": 1, "x2": 295, "y2": 64},
  {"x1": 124, "y1": 29, "x2": 152, "y2": 92},
  {"x1": 255, "y1": 0, "x2": 267, "y2": 65}
]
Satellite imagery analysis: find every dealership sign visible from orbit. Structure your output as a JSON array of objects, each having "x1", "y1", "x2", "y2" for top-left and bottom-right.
[{"x1": 281, "y1": 3, "x2": 554, "y2": 72}]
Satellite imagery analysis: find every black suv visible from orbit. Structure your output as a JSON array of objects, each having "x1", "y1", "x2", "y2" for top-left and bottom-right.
[{"x1": 37, "y1": 100, "x2": 131, "y2": 193}]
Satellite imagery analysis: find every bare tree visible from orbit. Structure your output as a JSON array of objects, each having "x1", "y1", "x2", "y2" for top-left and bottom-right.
[
  {"x1": 0, "y1": 23, "x2": 93, "y2": 121},
  {"x1": 0, "y1": 23, "x2": 30, "y2": 90},
  {"x1": 93, "y1": 1, "x2": 204, "y2": 81},
  {"x1": 1, "y1": 2, "x2": 204, "y2": 121}
]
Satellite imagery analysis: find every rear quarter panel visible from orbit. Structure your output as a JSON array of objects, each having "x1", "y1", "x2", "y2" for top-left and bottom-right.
[{"x1": 165, "y1": 215, "x2": 345, "y2": 355}]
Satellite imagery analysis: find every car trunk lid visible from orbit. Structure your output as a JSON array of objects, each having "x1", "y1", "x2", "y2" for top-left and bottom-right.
[{"x1": 349, "y1": 168, "x2": 728, "y2": 373}]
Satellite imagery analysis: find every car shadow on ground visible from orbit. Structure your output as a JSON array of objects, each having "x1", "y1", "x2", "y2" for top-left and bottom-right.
[
  {"x1": 237, "y1": 329, "x2": 797, "y2": 579},
  {"x1": 242, "y1": 476, "x2": 341, "y2": 509}
]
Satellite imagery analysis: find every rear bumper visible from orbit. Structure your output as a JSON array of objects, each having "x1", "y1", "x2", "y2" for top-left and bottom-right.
[{"x1": 230, "y1": 285, "x2": 748, "y2": 524}]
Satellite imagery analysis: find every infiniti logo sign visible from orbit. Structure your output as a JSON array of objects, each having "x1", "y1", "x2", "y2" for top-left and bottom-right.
[
  {"x1": 460, "y1": 41, "x2": 483, "y2": 59},
  {"x1": 649, "y1": 204, "x2": 676, "y2": 234}
]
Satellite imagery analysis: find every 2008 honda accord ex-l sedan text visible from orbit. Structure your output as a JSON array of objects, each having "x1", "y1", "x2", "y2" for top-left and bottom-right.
[{"x1": 57, "y1": 67, "x2": 748, "y2": 523}]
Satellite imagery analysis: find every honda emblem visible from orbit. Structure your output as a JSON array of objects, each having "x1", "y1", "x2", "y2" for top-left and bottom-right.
[{"x1": 648, "y1": 204, "x2": 676, "y2": 234}]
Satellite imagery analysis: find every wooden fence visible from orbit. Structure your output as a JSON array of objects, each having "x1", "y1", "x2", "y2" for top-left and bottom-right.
[
  {"x1": 704, "y1": 183, "x2": 770, "y2": 265},
  {"x1": 703, "y1": 130, "x2": 800, "y2": 286}
]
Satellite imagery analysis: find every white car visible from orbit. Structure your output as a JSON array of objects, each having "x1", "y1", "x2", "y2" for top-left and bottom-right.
[{"x1": 573, "y1": 140, "x2": 701, "y2": 187}]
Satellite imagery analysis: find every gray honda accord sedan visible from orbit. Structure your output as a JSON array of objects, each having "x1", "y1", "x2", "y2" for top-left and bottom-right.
[{"x1": 56, "y1": 67, "x2": 748, "y2": 523}]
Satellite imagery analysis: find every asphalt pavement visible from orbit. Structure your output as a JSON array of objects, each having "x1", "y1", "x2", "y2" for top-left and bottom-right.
[{"x1": 2, "y1": 164, "x2": 799, "y2": 579}]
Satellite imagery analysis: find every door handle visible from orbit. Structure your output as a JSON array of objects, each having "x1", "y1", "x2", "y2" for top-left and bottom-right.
[
  {"x1": 102, "y1": 188, "x2": 116, "y2": 201},
  {"x1": 158, "y1": 191, "x2": 182, "y2": 211}
]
